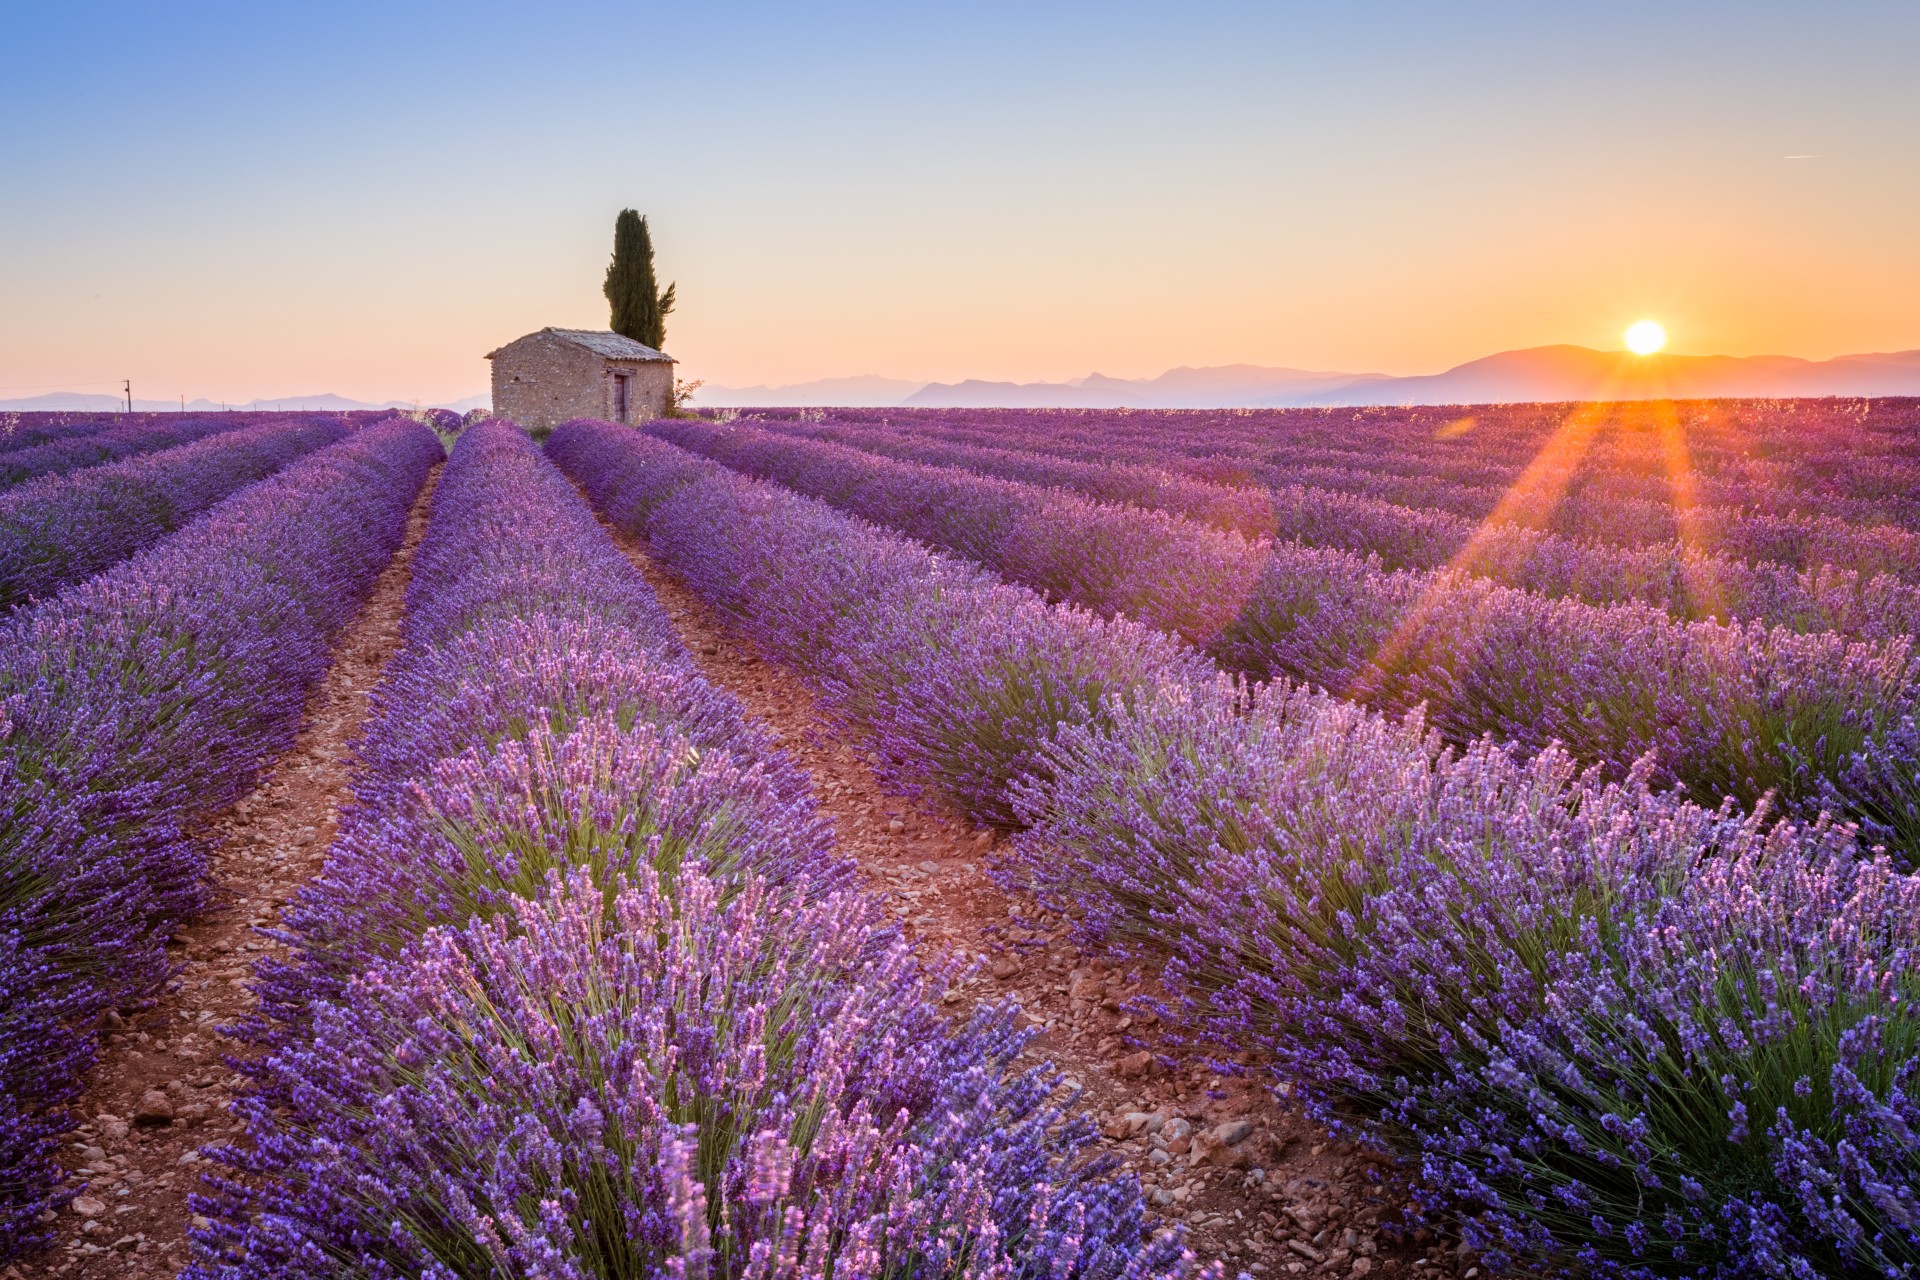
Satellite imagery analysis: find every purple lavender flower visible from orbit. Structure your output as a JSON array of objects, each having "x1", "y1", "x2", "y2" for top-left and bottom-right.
[
  {"x1": 0, "y1": 417, "x2": 439, "y2": 1257},
  {"x1": 644, "y1": 415, "x2": 1920, "y2": 852},
  {"x1": 200, "y1": 868, "x2": 1194, "y2": 1280},
  {"x1": 206, "y1": 420, "x2": 1196, "y2": 1279},
  {"x1": 0, "y1": 412, "x2": 254, "y2": 489},
  {"x1": 552, "y1": 416, "x2": 1920, "y2": 1277},
  {"x1": 0, "y1": 415, "x2": 352, "y2": 610}
]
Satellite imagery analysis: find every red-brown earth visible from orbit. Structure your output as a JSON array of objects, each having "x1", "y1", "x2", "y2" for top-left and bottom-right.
[
  {"x1": 10, "y1": 465, "x2": 1487, "y2": 1280},
  {"x1": 13, "y1": 469, "x2": 439, "y2": 1280},
  {"x1": 605, "y1": 522, "x2": 1487, "y2": 1280}
]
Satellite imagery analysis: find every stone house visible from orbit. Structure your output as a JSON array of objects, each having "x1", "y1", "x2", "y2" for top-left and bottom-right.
[{"x1": 486, "y1": 328, "x2": 676, "y2": 430}]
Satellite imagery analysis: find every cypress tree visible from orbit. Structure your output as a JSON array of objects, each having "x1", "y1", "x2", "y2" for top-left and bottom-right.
[{"x1": 603, "y1": 209, "x2": 676, "y2": 350}]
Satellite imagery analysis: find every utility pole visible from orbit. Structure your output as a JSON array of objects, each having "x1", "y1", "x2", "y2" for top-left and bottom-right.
[{"x1": 123, "y1": 380, "x2": 132, "y2": 413}]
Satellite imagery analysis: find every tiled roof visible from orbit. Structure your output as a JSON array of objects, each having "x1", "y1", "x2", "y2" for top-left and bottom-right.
[{"x1": 487, "y1": 328, "x2": 674, "y2": 362}]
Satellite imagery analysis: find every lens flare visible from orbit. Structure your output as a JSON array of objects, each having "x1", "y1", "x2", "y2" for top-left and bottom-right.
[{"x1": 1624, "y1": 320, "x2": 1667, "y2": 355}]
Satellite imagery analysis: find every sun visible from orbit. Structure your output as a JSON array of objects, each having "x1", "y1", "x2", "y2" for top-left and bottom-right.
[{"x1": 1624, "y1": 320, "x2": 1667, "y2": 356}]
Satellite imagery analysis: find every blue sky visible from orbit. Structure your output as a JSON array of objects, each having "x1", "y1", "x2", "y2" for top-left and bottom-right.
[{"x1": 3, "y1": 1, "x2": 1916, "y2": 400}]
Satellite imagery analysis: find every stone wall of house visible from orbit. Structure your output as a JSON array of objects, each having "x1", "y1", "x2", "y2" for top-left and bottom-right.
[
  {"x1": 491, "y1": 334, "x2": 608, "y2": 431},
  {"x1": 490, "y1": 333, "x2": 676, "y2": 430}
]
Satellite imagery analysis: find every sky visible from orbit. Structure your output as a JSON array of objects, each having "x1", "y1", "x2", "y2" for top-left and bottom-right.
[{"x1": 2, "y1": 1, "x2": 1917, "y2": 403}]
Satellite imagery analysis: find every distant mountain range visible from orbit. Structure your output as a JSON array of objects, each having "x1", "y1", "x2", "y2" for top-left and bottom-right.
[
  {"x1": 902, "y1": 364, "x2": 1380, "y2": 409},
  {"x1": 1298, "y1": 346, "x2": 1920, "y2": 407},
  {"x1": 16, "y1": 344, "x2": 1920, "y2": 417},
  {"x1": 0, "y1": 391, "x2": 489, "y2": 414},
  {"x1": 694, "y1": 345, "x2": 1920, "y2": 409}
]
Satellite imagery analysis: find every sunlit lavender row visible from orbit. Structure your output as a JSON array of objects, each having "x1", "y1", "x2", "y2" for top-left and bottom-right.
[
  {"x1": 760, "y1": 400, "x2": 1920, "y2": 532},
  {"x1": 0, "y1": 418, "x2": 439, "y2": 1256},
  {"x1": 551, "y1": 416, "x2": 1920, "y2": 1280},
  {"x1": 192, "y1": 420, "x2": 1199, "y2": 1280},
  {"x1": 647, "y1": 417, "x2": 1920, "y2": 859},
  {"x1": 754, "y1": 415, "x2": 1920, "y2": 614}
]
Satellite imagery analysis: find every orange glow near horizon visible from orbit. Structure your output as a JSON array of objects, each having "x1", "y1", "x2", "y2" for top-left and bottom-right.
[
  {"x1": 0, "y1": 222, "x2": 1914, "y2": 402},
  {"x1": 1351, "y1": 356, "x2": 1714, "y2": 700},
  {"x1": 5, "y1": 8, "x2": 1920, "y2": 401},
  {"x1": 1342, "y1": 342, "x2": 1797, "y2": 712}
]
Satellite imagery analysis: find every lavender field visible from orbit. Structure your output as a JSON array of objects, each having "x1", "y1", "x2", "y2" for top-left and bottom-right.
[{"x1": 3, "y1": 402, "x2": 1918, "y2": 1280}]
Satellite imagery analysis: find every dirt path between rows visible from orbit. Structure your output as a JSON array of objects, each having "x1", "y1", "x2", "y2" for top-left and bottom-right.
[
  {"x1": 603, "y1": 523, "x2": 1482, "y2": 1280},
  {"x1": 15, "y1": 468, "x2": 439, "y2": 1280}
]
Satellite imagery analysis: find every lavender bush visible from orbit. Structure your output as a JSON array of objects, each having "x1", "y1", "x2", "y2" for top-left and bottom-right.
[
  {"x1": 1827, "y1": 715, "x2": 1920, "y2": 861},
  {"x1": 246, "y1": 418, "x2": 829, "y2": 1030},
  {"x1": 0, "y1": 412, "x2": 250, "y2": 489},
  {"x1": 274, "y1": 716, "x2": 842, "y2": 1013},
  {"x1": 202, "y1": 868, "x2": 1190, "y2": 1280},
  {"x1": 648, "y1": 418, "x2": 1920, "y2": 844},
  {"x1": 779, "y1": 418, "x2": 1920, "y2": 640},
  {"x1": 554, "y1": 420, "x2": 1920, "y2": 1278},
  {"x1": 1020, "y1": 679, "x2": 1920, "y2": 1276},
  {"x1": 757, "y1": 416, "x2": 1920, "y2": 633},
  {"x1": 0, "y1": 418, "x2": 439, "y2": 1258},
  {"x1": 650, "y1": 418, "x2": 1262, "y2": 647},
  {"x1": 208, "y1": 420, "x2": 1196, "y2": 1279},
  {"x1": 0, "y1": 416, "x2": 351, "y2": 610},
  {"x1": 551, "y1": 420, "x2": 1211, "y2": 826},
  {"x1": 0, "y1": 414, "x2": 117, "y2": 457},
  {"x1": 764, "y1": 417, "x2": 1279, "y2": 539},
  {"x1": 755, "y1": 401, "x2": 1920, "y2": 540}
]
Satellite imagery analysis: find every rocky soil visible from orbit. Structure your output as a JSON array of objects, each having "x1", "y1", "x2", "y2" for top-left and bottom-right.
[
  {"x1": 607, "y1": 525, "x2": 1488, "y2": 1280},
  {"x1": 6, "y1": 467, "x2": 1489, "y2": 1279},
  {"x1": 11, "y1": 471, "x2": 438, "y2": 1280}
]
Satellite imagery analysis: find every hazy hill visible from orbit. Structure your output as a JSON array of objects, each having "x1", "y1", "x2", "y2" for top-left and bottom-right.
[
  {"x1": 903, "y1": 364, "x2": 1378, "y2": 408},
  {"x1": 1298, "y1": 345, "x2": 1920, "y2": 406},
  {"x1": 16, "y1": 346, "x2": 1919, "y2": 418},
  {"x1": 700, "y1": 346, "x2": 1920, "y2": 410}
]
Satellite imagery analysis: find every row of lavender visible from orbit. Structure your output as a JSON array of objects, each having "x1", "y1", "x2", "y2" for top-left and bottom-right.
[
  {"x1": 0, "y1": 416, "x2": 356, "y2": 611},
  {"x1": 757, "y1": 408, "x2": 1920, "y2": 580},
  {"x1": 754, "y1": 415, "x2": 1920, "y2": 630},
  {"x1": 551, "y1": 418, "x2": 1920, "y2": 1280},
  {"x1": 1040, "y1": 430, "x2": 1919, "y2": 565},
  {"x1": 0, "y1": 415, "x2": 121, "y2": 457},
  {"x1": 1222, "y1": 399, "x2": 1920, "y2": 509},
  {"x1": 193, "y1": 420, "x2": 1194, "y2": 1280},
  {"x1": 775, "y1": 400, "x2": 1920, "y2": 531},
  {"x1": 0, "y1": 413, "x2": 307, "y2": 490},
  {"x1": 0, "y1": 419, "x2": 440, "y2": 1260},
  {"x1": 652, "y1": 418, "x2": 1920, "y2": 856},
  {"x1": 1088, "y1": 397, "x2": 1920, "y2": 481}
]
